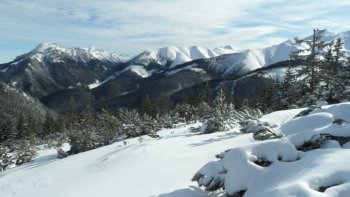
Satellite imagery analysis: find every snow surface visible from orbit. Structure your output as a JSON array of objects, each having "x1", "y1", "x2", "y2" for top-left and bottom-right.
[
  {"x1": 194, "y1": 102, "x2": 350, "y2": 197},
  {"x1": 87, "y1": 79, "x2": 100, "y2": 89},
  {"x1": 0, "y1": 123, "x2": 253, "y2": 197},
  {"x1": 2, "y1": 103, "x2": 350, "y2": 197},
  {"x1": 166, "y1": 63, "x2": 207, "y2": 76},
  {"x1": 116, "y1": 65, "x2": 154, "y2": 78}
]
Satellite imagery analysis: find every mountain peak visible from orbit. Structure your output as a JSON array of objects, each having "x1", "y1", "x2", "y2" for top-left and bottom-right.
[
  {"x1": 19, "y1": 43, "x2": 128, "y2": 63},
  {"x1": 33, "y1": 42, "x2": 61, "y2": 53}
]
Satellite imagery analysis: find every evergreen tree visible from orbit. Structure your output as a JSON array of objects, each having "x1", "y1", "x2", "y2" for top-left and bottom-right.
[
  {"x1": 16, "y1": 114, "x2": 27, "y2": 140},
  {"x1": 117, "y1": 109, "x2": 143, "y2": 137},
  {"x1": 333, "y1": 38, "x2": 346, "y2": 71},
  {"x1": 321, "y1": 37, "x2": 347, "y2": 103},
  {"x1": 294, "y1": 29, "x2": 328, "y2": 91},
  {"x1": 232, "y1": 94, "x2": 242, "y2": 110},
  {"x1": 96, "y1": 109, "x2": 121, "y2": 145},
  {"x1": 214, "y1": 89, "x2": 229, "y2": 121},
  {"x1": 203, "y1": 81, "x2": 213, "y2": 105},
  {"x1": 42, "y1": 112, "x2": 56, "y2": 137},
  {"x1": 0, "y1": 120, "x2": 15, "y2": 143},
  {"x1": 157, "y1": 96, "x2": 172, "y2": 114},
  {"x1": 281, "y1": 67, "x2": 297, "y2": 108},
  {"x1": 140, "y1": 95, "x2": 154, "y2": 117}
]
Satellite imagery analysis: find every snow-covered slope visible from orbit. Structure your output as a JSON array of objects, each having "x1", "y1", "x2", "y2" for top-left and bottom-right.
[
  {"x1": 0, "y1": 123, "x2": 252, "y2": 197},
  {"x1": 4, "y1": 103, "x2": 350, "y2": 197},
  {"x1": 13, "y1": 43, "x2": 128, "y2": 64},
  {"x1": 128, "y1": 30, "x2": 350, "y2": 78},
  {"x1": 129, "y1": 45, "x2": 241, "y2": 69},
  {"x1": 0, "y1": 43, "x2": 127, "y2": 98},
  {"x1": 0, "y1": 108, "x2": 305, "y2": 197}
]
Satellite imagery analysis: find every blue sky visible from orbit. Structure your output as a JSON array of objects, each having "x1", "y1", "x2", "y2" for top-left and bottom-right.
[{"x1": 1, "y1": 0, "x2": 350, "y2": 63}]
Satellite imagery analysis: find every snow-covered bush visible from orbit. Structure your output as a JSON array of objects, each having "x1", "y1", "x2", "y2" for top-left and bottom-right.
[
  {"x1": 68, "y1": 129, "x2": 101, "y2": 154},
  {"x1": 15, "y1": 140, "x2": 37, "y2": 165},
  {"x1": 0, "y1": 145, "x2": 11, "y2": 171},
  {"x1": 156, "y1": 113, "x2": 174, "y2": 129},
  {"x1": 240, "y1": 120, "x2": 283, "y2": 140},
  {"x1": 95, "y1": 109, "x2": 121, "y2": 145},
  {"x1": 200, "y1": 119, "x2": 225, "y2": 134},
  {"x1": 294, "y1": 105, "x2": 320, "y2": 117},
  {"x1": 57, "y1": 148, "x2": 68, "y2": 159}
]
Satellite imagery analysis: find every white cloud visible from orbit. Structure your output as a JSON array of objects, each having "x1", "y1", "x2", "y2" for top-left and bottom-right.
[{"x1": 0, "y1": 0, "x2": 350, "y2": 62}]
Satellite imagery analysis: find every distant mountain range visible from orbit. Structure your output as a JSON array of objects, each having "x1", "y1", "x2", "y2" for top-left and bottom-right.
[{"x1": 1, "y1": 30, "x2": 349, "y2": 113}]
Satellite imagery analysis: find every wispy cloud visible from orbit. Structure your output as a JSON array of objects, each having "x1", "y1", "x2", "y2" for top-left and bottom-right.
[{"x1": 0, "y1": 0, "x2": 350, "y2": 62}]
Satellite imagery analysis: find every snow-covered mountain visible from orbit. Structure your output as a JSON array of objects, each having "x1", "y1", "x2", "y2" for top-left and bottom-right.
[
  {"x1": 14, "y1": 43, "x2": 128, "y2": 65},
  {"x1": 121, "y1": 30, "x2": 350, "y2": 79},
  {"x1": 1, "y1": 30, "x2": 350, "y2": 109},
  {"x1": 128, "y1": 45, "x2": 241, "y2": 69},
  {"x1": 0, "y1": 43, "x2": 126, "y2": 98}
]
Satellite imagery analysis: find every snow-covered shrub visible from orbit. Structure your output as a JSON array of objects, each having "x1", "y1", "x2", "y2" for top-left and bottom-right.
[
  {"x1": 189, "y1": 126, "x2": 201, "y2": 133},
  {"x1": 95, "y1": 110, "x2": 121, "y2": 145},
  {"x1": 0, "y1": 145, "x2": 11, "y2": 171},
  {"x1": 68, "y1": 129, "x2": 101, "y2": 154},
  {"x1": 140, "y1": 114, "x2": 160, "y2": 136},
  {"x1": 156, "y1": 113, "x2": 174, "y2": 129},
  {"x1": 57, "y1": 148, "x2": 67, "y2": 159},
  {"x1": 200, "y1": 119, "x2": 225, "y2": 134},
  {"x1": 15, "y1": 140, "x2": 37, "y2": 165},
  {"x1": 240, "y1": 120, "x2": 282, "y2": 140},
  {"x1": 294, "y1": 105, "x2": 320, "y2": 117}
]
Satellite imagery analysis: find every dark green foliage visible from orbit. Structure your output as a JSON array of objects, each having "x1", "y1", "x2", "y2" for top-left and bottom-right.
[
  {"x1": 0, "y1": 120, "x2": 15, "y2": 143},
  {"x1": 42, "y1": 112, "x2": 56, "y2": 137},
  {"x1": 275, "y1": 29, "x2": 350, "y2": 108},
  {"x1": 293, "y1": 29, "x2": 327, "y2": 90},
  {"x1": 96, "y1": 109, "x2": 121, "y2": 145},
  {"x1": 140, "y1": 94, "x2": 155, "y2": 117}
]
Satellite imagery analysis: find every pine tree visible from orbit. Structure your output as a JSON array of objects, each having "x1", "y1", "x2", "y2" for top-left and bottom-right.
[
  {"x1": 96, "y1": 109, "x2": 120, "y2": 145},
  {"x1": 321, "y1": 38, "x2": 346, "y2": 103},
  {"x1": 333, "y1": 38, "x2": 346, "y2": 71},
  {"x1": 117, "y1": 109, "x2": 143, "y2": 137},
  {"x1": 0, "y1": 120, "x2": 15, "y2": 143},
  {"x1": 281, "y1": 67, "x2": 297, "y2": 107},
  {"x1": 203, "y1": 81, "x2": 213, "y2": 105},
  {"x1": 294, "y1": 29, "x2": 328, "y2": 91},
  {"x1": 232, "y1": 94, "x2": 242, "y2": 110},
  {"x1": 16, "y1": 114, "x2": 27, "y2": 140},
  {"x1": 140, "y1": 95, "x2": 154, "y2": 117},
  {"x1": 42, "y1": 112, "x2": 56, "y2": 137},
  {"x1": 158, "y1": 96, "x2": 172, "y2": 114},
  {"x1": 214, "y1": 89, "x2": 228, "y2": 121}
]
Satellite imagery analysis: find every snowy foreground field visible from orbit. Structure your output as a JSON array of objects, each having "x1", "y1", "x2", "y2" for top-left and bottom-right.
[{"x1": 2, "y1": 103, "x2": 350, "y2": 197}]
